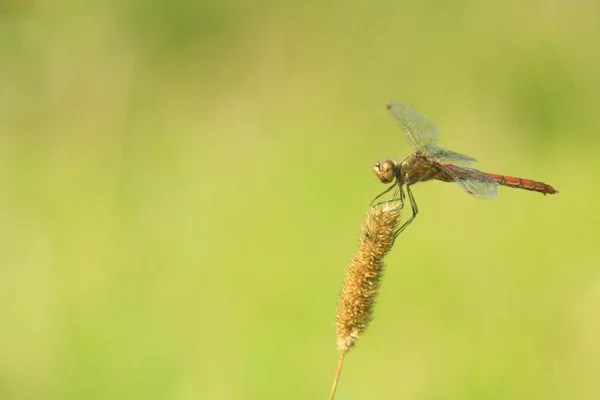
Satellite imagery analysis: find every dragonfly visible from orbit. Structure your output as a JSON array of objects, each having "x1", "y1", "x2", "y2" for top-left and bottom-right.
[{"x1": 373, "y1": 101, "x2": 558, "y2": 236}]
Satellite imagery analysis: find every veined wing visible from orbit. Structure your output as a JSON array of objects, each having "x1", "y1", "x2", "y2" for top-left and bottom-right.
[
  {"x1": 387, "y1": 101, "x2": 480, "y2": 166},
  {"x1": 440, "y1": 164, "x2": 499, "y2": 198},
  {"x1": 387, "y1": 101, "x2": 439, "y2": 153},
  {"x1": 424, "y1": 144, "x2": 477, "y2": 166}
]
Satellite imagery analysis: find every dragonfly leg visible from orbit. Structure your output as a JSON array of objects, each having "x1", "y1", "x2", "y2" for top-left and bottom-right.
[
  {"x1": 393, "y1": 185, "x2": 418, "y2": 239},
  {"x1": 398, "y1": 185, "x2": 405, "y2": 209},
  {"x1": 370, "y1": 183, "x2": 399, "y2": 207}
]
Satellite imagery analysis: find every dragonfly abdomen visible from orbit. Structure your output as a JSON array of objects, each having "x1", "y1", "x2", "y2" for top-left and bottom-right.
[{"x1": 487, "y1": 173, "x2": 558, "y2": 195}]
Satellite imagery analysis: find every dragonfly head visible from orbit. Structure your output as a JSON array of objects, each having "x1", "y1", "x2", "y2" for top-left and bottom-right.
[{"x1": 373, "y1": 157, "x2": 397, "y2": 184}]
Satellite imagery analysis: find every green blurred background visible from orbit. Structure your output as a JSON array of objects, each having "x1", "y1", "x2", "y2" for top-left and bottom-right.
[{"x1": 0, "y1": 1, "x2": 599, "y2": 399}]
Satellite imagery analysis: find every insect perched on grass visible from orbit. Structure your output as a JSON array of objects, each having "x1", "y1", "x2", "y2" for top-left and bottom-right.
[{"x1": 372, "y1": 101, "x2": 558, "y2": 235}]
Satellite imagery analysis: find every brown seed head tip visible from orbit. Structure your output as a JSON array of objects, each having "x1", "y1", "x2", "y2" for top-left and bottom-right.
[{"x1": 334, "y1": 203, "x2": 402, "y2": 353}]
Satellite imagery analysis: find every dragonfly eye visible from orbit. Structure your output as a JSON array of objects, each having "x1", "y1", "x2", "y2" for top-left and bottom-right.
[{"x1": 373, "y1": 158, "x2": 396, "y2": 184}]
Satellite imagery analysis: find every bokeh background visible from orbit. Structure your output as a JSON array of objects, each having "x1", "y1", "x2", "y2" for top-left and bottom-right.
[{"x1": 1, "y1": 1, "x2": 599, "y2": 399}]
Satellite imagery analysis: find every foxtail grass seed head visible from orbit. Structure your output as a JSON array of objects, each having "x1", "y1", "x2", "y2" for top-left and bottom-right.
[{"x1": 335, "y1": 203, "x2": 402, "y2": 354}]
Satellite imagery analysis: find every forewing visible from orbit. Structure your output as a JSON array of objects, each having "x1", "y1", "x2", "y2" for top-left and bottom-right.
[
  {"x1": 440, "y1": 164, "x2": 499, "y2": 198},
  {"x1": 387, "y1": 101, "x2": 439, "y2": 152},
  {"x1": 424, "y1": 145, "x2": 477, "y2": 166}
]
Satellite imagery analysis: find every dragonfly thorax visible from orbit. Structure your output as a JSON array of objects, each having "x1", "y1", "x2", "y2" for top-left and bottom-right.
[{"x1": 398, "y1": 152, "x2": 441, "y2": 185}]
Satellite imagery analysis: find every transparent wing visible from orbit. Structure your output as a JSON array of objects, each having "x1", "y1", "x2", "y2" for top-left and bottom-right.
[
  {"x1": 387, "y1": 101, "x2": 439, "y2": 152},
  {"x1": 387, "y1": 100, "x2": 494, "y2": 197},
  {"x1": 440, "y1": 164, "x2": 499, "y2": 198},
  {"x1": 424, "y1": 144, "x2": 477, "y2": 166}
]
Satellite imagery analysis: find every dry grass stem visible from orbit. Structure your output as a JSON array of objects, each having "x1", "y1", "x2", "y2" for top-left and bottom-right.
[
  {"x1": 328, "y1": 352, "x2": 345, "y2": 400},
  {"x1": 335, "y1": 203, "x2": 402, "y2": 354},
  {"x1": 329, "y1": 203, "x2": 402, "y2": 399}
]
